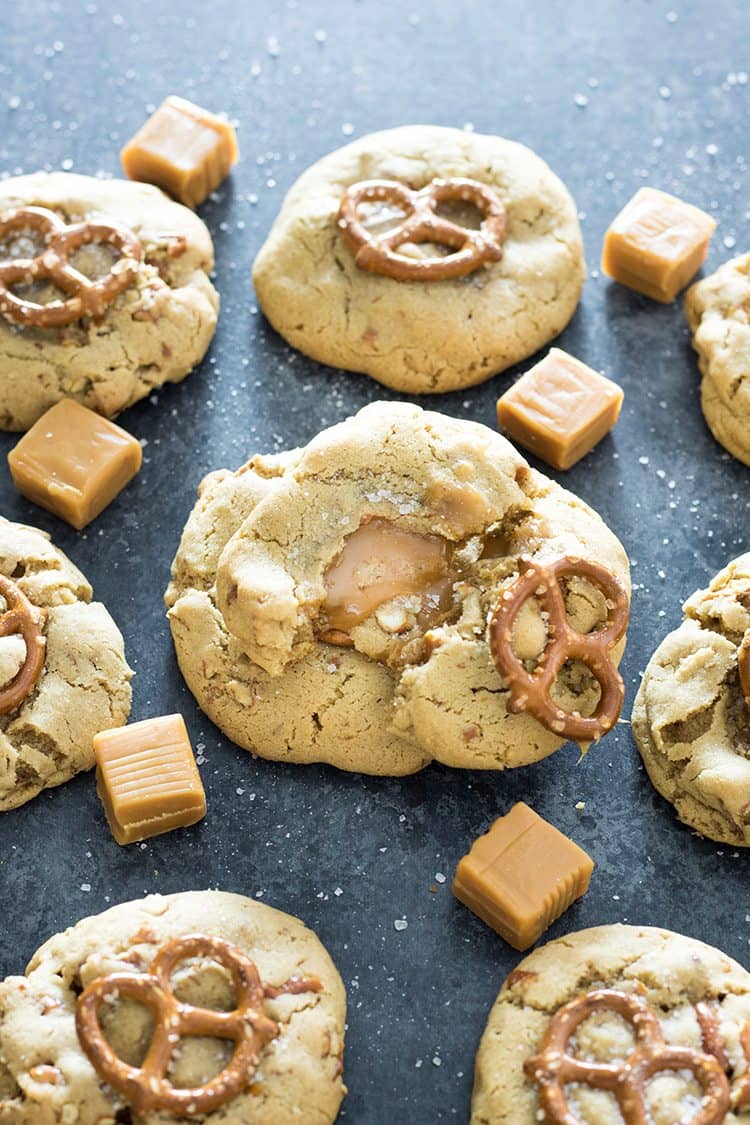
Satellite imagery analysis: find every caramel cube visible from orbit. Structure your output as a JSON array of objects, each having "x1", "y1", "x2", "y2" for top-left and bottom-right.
[
  {"x1": 94, "y1": 714, "x2": 206, "y2": 845},
  {"x1": 496, "y1": 348, "x2": 623, "y2": 470},
  {"x1": 121, "y1": 95, "x2": 239, "y2": 208},
  {"x1": 601, "y1": 186, "x2": 716, "y2": 303},
  {"x1": 452, "y1": 802, "x2": 594, "y2": 950},
  {"x1": 8, "y1": 399, "x2": 142, "y2": 530}
]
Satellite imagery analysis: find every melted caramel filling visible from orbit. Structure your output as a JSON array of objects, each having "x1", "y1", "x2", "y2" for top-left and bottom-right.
[{"x1": 321, "y1": 518, "x2": 455, "y2": 637}]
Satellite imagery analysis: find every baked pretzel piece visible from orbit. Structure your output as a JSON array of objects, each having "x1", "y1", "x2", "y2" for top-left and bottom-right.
[
  {"x1": 0, "y1": 205, "x2": 141, "y2": 329},
  {"x1": 524, "y1": 988, "x2": 731, "y2": 1125},
  {"x1": 0, "y1": 574, "x2": 46, "y2": 715},
  {"x1": 489, "y1": 554, "x2": 629, "y2": 743},
  {"x1": 75, "y1": 933, "x2": 322, "y2": 1116},
  {"x1": 337, "y1": 177, "x2": 507, "y2": 282}
]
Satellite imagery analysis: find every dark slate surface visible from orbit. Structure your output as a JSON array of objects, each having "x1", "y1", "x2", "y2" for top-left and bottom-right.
[{"x1": 1, "y1": 1, "x2": 749, "y2": 1120}]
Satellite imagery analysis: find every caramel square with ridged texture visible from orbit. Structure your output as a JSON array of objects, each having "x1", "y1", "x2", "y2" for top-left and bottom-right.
[
  {"x1": 8, "y1": 399, "x2": 142, "y2": 530},
  {"x1": 601, "y1": 186, "x2": 716, "y2": 303},
  {"x1": 121, "y1": 95, "x2": 239, "y2": 209},
  {"x1": 496, "y1": 348, "x2": 623, "y2": 471},
  {"x1": 94, "y1": 714, "x2": 206, "y2": 845},
  {"x1": 452, "y1": 802, "x2": 594, "y2": 950}
]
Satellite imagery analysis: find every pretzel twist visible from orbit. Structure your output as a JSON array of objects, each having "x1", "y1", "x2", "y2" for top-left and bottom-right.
[
  {"x1": 489, "y1": 555, "x2": 629, "y2": 742},
  {"x1": 524, "y1": 988, "x2": 731, "y2": 1125},
  {"x1": 0, "y1": 574, "x2": 46, "y2": 715},
  {"x1": 75, "y1": 933, "x2": 321, "y2": 1115},
  {"x1": 0, "y1": 205, "x2": 141, "y2": 328},
  {"x1": 337, "y1": 177, "x2": 506, "y2": 281}
]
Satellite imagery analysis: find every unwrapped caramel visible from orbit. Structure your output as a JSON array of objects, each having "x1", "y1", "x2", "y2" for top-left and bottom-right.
[
  {"x1": 94, "y1": 714, "x2": 206, "y2": 845},
  {"x1": 121, "y1": 96, "x2": 239, "y2": 208},
  {"x1": 496, "y1": 348, "x2": 623, "y2": 470},
  {"x1": 8, "y1": 399, "x2": 142, "y2": 530},
  {"x1": 601, "y1": 186, "x2": 716, "y2": 303},
  {"x1": 320, "y1": 518, "x2": 455, "y2": 641},
  {"x1": 452, "y1": 802, "x2": 594, "y2": 950}
]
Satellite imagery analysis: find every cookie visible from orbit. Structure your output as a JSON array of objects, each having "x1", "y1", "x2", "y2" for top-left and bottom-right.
[
  {"x1": 685, "y1": 252, "x2": 750, "y2": 465},
  {"x1": 632, "y1": 553, "x2": 750, "y2": 846},
  {"x1": 0, "y1": 172, "x2": 219, "y2": 430},
  {"x1": 472, "y1": 923, "x2": 750, "y2": 1124},
  {"x1": 166, "y1": 402, "x2": 629, "y2": 776},
  {"x1": 0, "y1": 516, "x2": 131, "y2": 811},
  {"x1": 253, "y1": 125, "x2": 585, "y2": 394},
  {"x1": 0, "y1": 889, "x2": 346, "y2": 1123}
]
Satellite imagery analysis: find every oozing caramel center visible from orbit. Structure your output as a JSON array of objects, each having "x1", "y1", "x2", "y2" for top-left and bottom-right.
[{"x1": 320, "y1": 518, "x2": 455, "y2": 638}]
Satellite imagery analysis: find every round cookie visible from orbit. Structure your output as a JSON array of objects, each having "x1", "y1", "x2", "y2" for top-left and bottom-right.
[
  {"x1": 0, "y1": 889, "x2": 346, "y2": 1123},
  {"x1": 685, "y1": 251, "x2": 750, "y2": 465},
  {"x1": 165, "y1": 402, "x2": 629, "y2": 776},
  {"x1": 0, "y1": 516, "x2": 131, "y2": 811},
  {"x1": 0, "y1": 172, "x2": 219, "y2": 430},
  {"x1": 472, "y1": 923, "x2": 750, "y2": 1124},
  {"x1": 253, "y1": 125, "x2": 585, "y2": 394},
  {"x1": 632, "y1": 553, "x2": 750, "y2": 846}
]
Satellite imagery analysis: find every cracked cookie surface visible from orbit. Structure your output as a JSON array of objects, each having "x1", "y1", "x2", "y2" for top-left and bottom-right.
[
  {"x1": 253, "y1": 125, "x2": 585, "y2": 394},
  {"x1": 165, "y1": 402, "x2": 629, "y2": 776},
  {"x1": 0, "y1": 890, "x2": 346, "y2": 1124},
  {"x1": 633, "y1": 553, "x2": 750, "y2": 846},
  {"x1": 0, "y1": 172, "x2": 219, "y2": 430},
  {"x1": 685, "y1": 252, "x2": 750, "y2": 465},
  {"x1": 471, "y1": 923, "x2": 750, "y2": 1124},
  {"x1": 0, "y1": 516, "x2": 132, "y2": 812}
]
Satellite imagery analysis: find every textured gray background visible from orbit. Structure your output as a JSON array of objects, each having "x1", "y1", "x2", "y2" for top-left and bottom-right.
[{"x1": 1, "y1": 1, "x2": 749, "y2": 1120}]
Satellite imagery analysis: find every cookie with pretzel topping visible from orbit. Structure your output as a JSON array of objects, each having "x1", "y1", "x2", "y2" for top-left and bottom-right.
[
  {"x1": 0, "y1": 516, "x2": 131, "y2": 811},
  {"x1": 685, "y1": 252, "x2": 750, "y2": 466},
  {"x1": 472, "y1": 924, "x2": 750, "y2": 1124},
  {"x1": 166, "y1": 402, "x2": 629, "y2": 775},
  {"x1": 253, "y1": 125, "x2": 584, "y2": 394},
  {"x1": 0, "y1": 890, "x2": 346, "y2": 1123},
  {"x1": 633, "y1": 553, "x2": 750, "y2": 846},
  {"x1": 0, "y1": 172, "x2": 218, "y2": 430}
]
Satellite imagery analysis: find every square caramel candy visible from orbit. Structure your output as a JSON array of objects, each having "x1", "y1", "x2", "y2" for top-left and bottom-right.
[
  {"x1": 94, "y1": 714, "x2": 206, "y2": 845},
  {"x1": 8, "y1": 399, "x2": 142, "y2": 530},
  {"x1": 121, "y1": 95, "x2": 239, "y2": 208},
  {"x1": 452, "y1": 802, "x2": 594, "y2": 951},
  {"x1": 496, "y1": 347, "x2": 623, "y2": 471},
  {"x1": 601, "y1": 186, "x2": 716, "y2": 303}
]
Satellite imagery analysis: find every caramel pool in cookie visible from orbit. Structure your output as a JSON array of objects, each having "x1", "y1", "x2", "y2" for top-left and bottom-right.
[{"x1": 166, "y1": 403, "x2": 629, "y2": 776}]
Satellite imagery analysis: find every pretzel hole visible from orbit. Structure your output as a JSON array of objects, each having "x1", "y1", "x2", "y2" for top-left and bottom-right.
[
  {"x1": 565, "y1": 1086, "x2": 620, "y2": 1122},
  {"x1": 69, "y1": 241, "x2": 120, "y2": 281},
  {"x1": 97, "y1": 994, "x2": 156, "y2": 1068},
  {"x1": 570, "y1": 1010, "x2": 637, "y2": 1062},
  {"x1": 0, "y1": 229, "x2": 47, "y2": 262},
  {"x1": 397, "y1": 240, "x2": 457, "y2": 261},
  {"x1": 561, "y1": 576, "x2": 609, "y2": 635},
  {"x1": 356, "y1": 199, "x2": 410, "y2": 236},
  {"x1": 164, "y1": 956, "x2": 238, "y2": 1087},
  {"x1": 433, "y1": 198, "x2": 484, "y2": 230},
  {"x1": 644, "y1": 1070, "x2": 709, "y2": 1121},
  {"x1": 0, "y1": 633, "x2": 28, "y2": 689},
  {"x1": 6, "y1": 277, "x2": 70, "y2": 310}
]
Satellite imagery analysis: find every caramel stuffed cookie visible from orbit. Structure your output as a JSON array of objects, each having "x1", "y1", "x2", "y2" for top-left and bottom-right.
[
  {"x1": 0, "y1": 172, "x2": 218, "y2": 430},
  {"x1": 472, "y1": 924, "x2": 750, "y2": 1124},
  {"x1": 166, "y1": 403, "x2": 630, "y2": 775},
  {"x1": 253, "y1": 124, "x2": 585, "y2": 394},
  {"x1": 0, "y1": 891, "x2": 346, "y2": 1123}
]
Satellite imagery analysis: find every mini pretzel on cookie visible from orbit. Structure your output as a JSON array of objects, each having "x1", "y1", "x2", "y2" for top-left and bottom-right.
[
  {"x1": 489, "y1": 554, "x2": 629, "y2": 742},
  {"x1": 0, "y1": 574, "x2": 46, "y2": 715},
  {"x1": 524, "y1": 988, "x2": 731, "y2": 1125},
  {"x1": 337, "y1": 177, "x2": 507, "y2": 282},
  {"x1": 75, "y1": 933, "x2": 322, "y2": 1115},
  {"x1": 0, "y1": 205, "x2": 141, "y2": 328}
]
